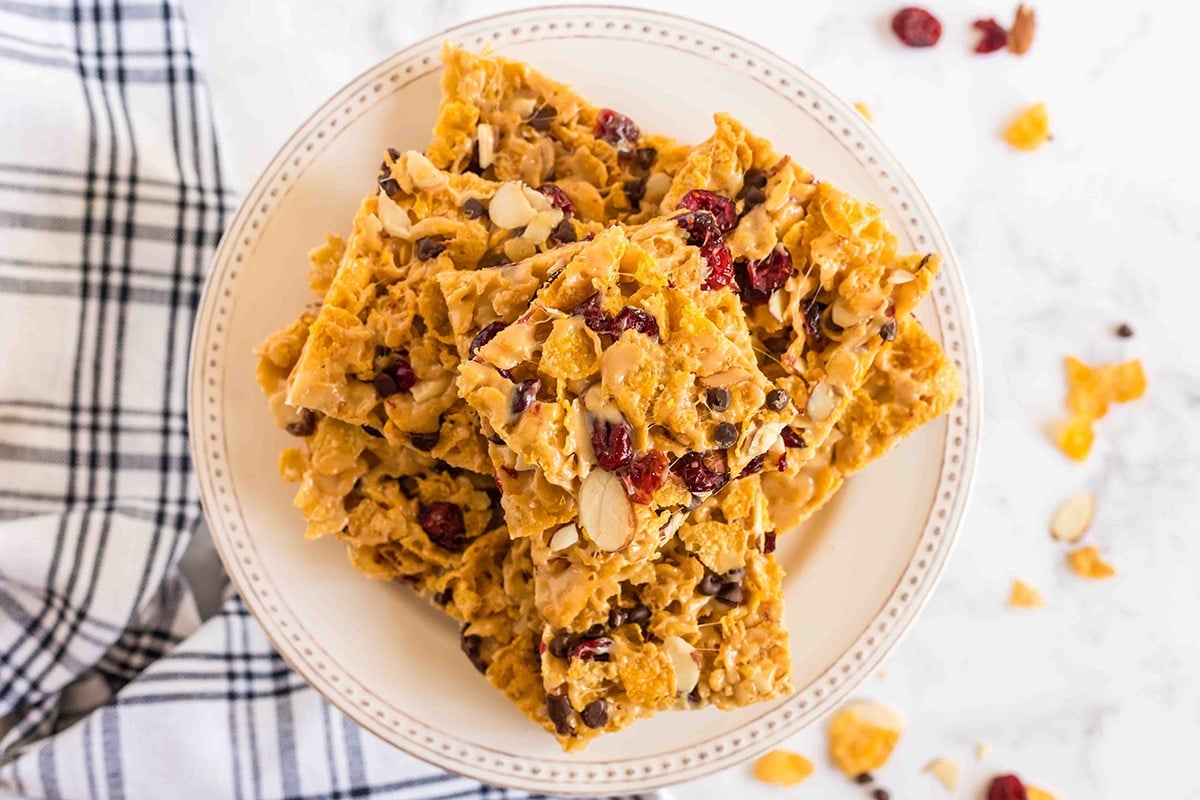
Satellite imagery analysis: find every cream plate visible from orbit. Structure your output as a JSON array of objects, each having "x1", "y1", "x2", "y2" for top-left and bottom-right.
[{"x1": 189, "y1": 6, "x2": 981, "y2": 795}]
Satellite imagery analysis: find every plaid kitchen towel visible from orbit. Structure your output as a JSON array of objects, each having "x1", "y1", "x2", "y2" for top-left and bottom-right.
[{"x1": 0, "y1": 3, "x2": 656, "y2": 799}]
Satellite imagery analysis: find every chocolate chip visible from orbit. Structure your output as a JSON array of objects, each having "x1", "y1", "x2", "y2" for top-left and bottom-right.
[
  {"x1": 716, "y1": 582, "x2": 744, "y2": 606},
  {"x1": 714, "y1": 422, "x2": 739, "y2": 448},
  {"x1": 742, "y1": 186, "x2": 766, "y2": 209},
  {"x1": 463, "y1": 197, "x2": 486, "y2": 219},
  {"x1": 378, "y1": 153, "x2": 400, "y2": 196},
  {"x1": 635, "y1": 147, "x2": 657, "y2": 170},
  {"x1": 697, "y1": 573, "x2": 722, "y2": 596},
  {"x1": 548, "y1": 632, "x2": 571, "y2": 659},
  {"x1": 460, "y1": 633, "x2": 487, "y2": 673},
  {"x1": 510, "y1": 378, "x2": 540, "y2": 415},
  {"x1": 547, "y1": 694, "x2": 573, "y2": 734},
  {"x1": 433, "y1": 587, "x2": 453, "y2": 606},
  {"x1": 765, "y1": 388, "x2": 789, "y2": 411},
  {"x1": 871, "y1": 790, "x2": 890, "y2": 800},
  {"x1": 527, "y1": 104, "x2": 557, "y2": 132},
  {"x1": 854, "y1": 772, "x2": 874, "y2": 785},
  {"x1": 549, "y1": 217, "x2": 576, "y2": 245},
  {"x1": 361, "y1": 425, "x2": 384, "y2": 439},
  {"x1": 580, "y1": 699, "x2": 609, "y2": 728},
  {"x1": 374, "y1": 372, "x2": 398, "y2": 398},
  {"x1": 416, "y1": 237, "x2": 446, "y2": 261},
  {"x1": 478, "y1": 251, "x2": 512, "y2": 268},
  {"x1": 584, "y1": 623, "x2": 605, "y2": 639},
  {"x1": 880, "y1": 319, "x2": 898, "y2": 342},
  {"x1": 410, "y1": 431, "x2": 439, "y2": 451},
  {"x1": 626, "y1": 604, "x2": 651, "y2": 625},
  {"x1": 375, "y1": 283, "x2": 389, "y2": 297},
  {"x1": 285, "y1": 408, "x2": 317, "y2": 437},
  {"x1": 743, "y1": 168, "x2": 768, "y2": 189},
  {"x1": 725, "y1": 567, "x2": 746, "y2": 583},
  {"x1": 706, "y1": 386, "x2": 731, "y2": 412},
  {"x1": 624, "y1": 176, "x2": 646, "y2": 207},
  {"x1": 607, "y1": 607, "x2": 627, "y2": 628},
  {"x1": 1115, "y1": 322, "x2": 1134, "y2": 338}
]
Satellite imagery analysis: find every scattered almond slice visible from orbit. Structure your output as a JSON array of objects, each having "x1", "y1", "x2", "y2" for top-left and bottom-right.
[
  {"x1": 976, "y1": 742, "x2": 991, "y2": 760},
  {"x1": 924, "y1": 757, "x2": 961, "y2": 791},
  {"x1": 1009, "y1": 4, "x2": 1036, "y2": 55},
  {"x1": 1051, "y1": 491, "x2": 1094, "y2": 542},
  {"x1": 854, "y1": 102, "x2": 873, "y2": 122},
  {"x1": 1004, "y1": 102, "x2": 1051, "y2": 151},
  {"x1": 1009, "y1": 579, "x2": 1045, "y2": 608},
  {"x1": 827, "y1": 700, "x2": 904, "y2": 777},
  {"x1": 1068, "y1": 545, "x2": 1116, "y2": 580},
  {"x1": 1027, "y1": 787, "x2": 1057, "y2": 800},
  {"x1": 753, "y1": 749, "x2": 814, "y2": 786},
  {"x1": 578, "y1": 468, "x2": 634, "y2": 552}
]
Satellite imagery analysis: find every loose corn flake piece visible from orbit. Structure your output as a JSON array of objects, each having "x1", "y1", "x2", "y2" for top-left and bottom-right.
[
  {"x1": 1027, "y1": 787, "x2": 1058, "y2": 800},
  {"x1": 827, "y1": 700, "x2": 904, "y2": 777},
  {"x1": 1055, "y1": 416, "x2": 1095, "y2": 461},
  {"x1": 924, "y1": 756, "x2": 961, "y2": 791},
  {"x1": 753, "y1": 749, "x2": 814, "y2": 786},
  {"x1": 1056, "y1": 356, "x2": 1147, "y2": 460},
  {"x1": 1009, "y1": 579, "x2": 1045, "y2": 608},
  {"x1": 1004, "y1": 102, "x2": 1051, "y2": 151},
  {"x1": 854, "y1": 102, "x2": 874, "y2": 122},
  {"x1": 1067, "y1": 545, "x2": 1116, "y2": 580}
]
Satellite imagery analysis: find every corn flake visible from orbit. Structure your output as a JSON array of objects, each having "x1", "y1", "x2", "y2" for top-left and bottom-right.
[
  {"x1": 1027, "y1": 788, "x2": 1057, "y2": 800},
  {"x1": 1056, "y1": 356, "x2": 1146, "y2": 461},
  {"x1": 1068, "y1": 545, "x2": 1116, "y2": 580},
  {"x1": 1004, "y1": 102, "x2": 1051, "y2": 151},
  {"x1": 827, "y1": 700, "x2": 904, "y2": 777},
  {"x1": 854, "y1": 102, "x2": 873, "y2": 122},
  {"x1": 1055, "y1": 416, "x2": 1095, "y2": 461},
  {"x1": 1009, "y1": 579, "x2": 1045, "y2": 608},
  {"x1": 752, "y1": 749, "x2": 814, "y2": 786}
]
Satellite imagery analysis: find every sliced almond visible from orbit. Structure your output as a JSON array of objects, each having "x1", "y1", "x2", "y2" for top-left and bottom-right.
[
  {"x1": 806, "y1": 381, "x2": 838, "y2": 422},
  {"x1": 488, "y1": 181, "x2": 538, "y2": 229},
  {"x1": 888, "y1": 268, "x2": 916, "y2": 284},
  {"x1": 699, "y1": 368, "x2": 752, "y2": 387},
  {"x1": 767, "y1": 287, "x2": 787, "y2": 321},
  {"x1": 1009, "y1": 3, "x2": 1036, "y2": 55},
  {"x1": 376, "y1": 189, "x2": 411, "y2": 239},
  {"x1": 643, "y1": 171, "x2": 672, "y2": 205},
  {"x1": 663, "y1": 635, "x2": 700, "y2": 694},
  {"x1": 402, "y1": 151, "x2": 446, "y2": 191},
  {"x1": 521, "y1": 208, "x2": 564, "y2": 244},
  {"x1": 578, "y1": 468, "x2": 634, "y2": 552},
  {"x1": 410, "y1": 372, "x2": 452, "y2": 404},
  {"x1": 476, "y1": 123, "x2": 496, "y2": 169},
  {"x1": 1051, "y1": 491, "x2": 1094, "y2": 542},
  {"x1": 523, "y1": 184, "x2": 553, "y2": 213},
  {"x1": 549, "y1": 523, "x2": 579, "y2": 552},
  {"x1": 924, "y1": 757, "x2": 961, "y2": 791},
  {"x1": 503, "y1": 236, "x2": 537, "y2": 262},
  {"x1": 509, "y1": 96, "x2": 536, "y2": 119},
  {"x1": 830, "y1": 299, "x2": 860, "y2": 329}
]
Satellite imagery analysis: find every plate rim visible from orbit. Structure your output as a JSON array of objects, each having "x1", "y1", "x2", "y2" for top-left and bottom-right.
[{"x1": 188, "y1": 5, "x2": 983, "y2": 794}]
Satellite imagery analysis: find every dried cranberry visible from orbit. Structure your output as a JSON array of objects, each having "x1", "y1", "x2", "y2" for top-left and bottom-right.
[
  {"x1": 612, "y1": 307, "x2": 659, "y2": 340},
  {"x1": 572, "y1": 293, "x2": 613, "y2": 334},
  {"x1": 469, "y1": 321, "x2": 506, "y2": 359},
  {"x1": 892, "y1": 6, "x2": 942, "y2": 47},
  {"x1": 418, "y1": 501, "x2": 466, "y2": 551},
  {"x1": 536, "y1": 183, "x2": 575, "y2": 216},
  {"x1": 383, "y1": 355, "x2": 417, "y2": 394},
  {"x1": 676, "y1": 210, "x2": 734, "y2": 289},
  {"x1": 510, "y1": 378, "x2": 540, "y2": 415},
  {"x1": 738, "y1": 454, "x2": 765, "y2": 478},
  {"x1": 678, "y1": 190, "x2": 737, "y2": 233},
  {"x1": 625, "y1": 449, "x2": 668, "y2": 503},
  {"x1": 987, "y1": 775, "x2": 1027, "y2": 800},
  {"x1": 671, "y1": 450, "x2": 729, "y2": 493},
  {"x1": 736, "y1": 245, "x2": 793, "y2": 306},
  {"x1": 763, "y1": 530, "x2": 777, "y2": 554},
  {"x1": 675, "y1": 209, "x2": 721, "y2": 247},
  {"x1": 973, "y1": 18, "x2": 1008, "y2": 53},
  {"x1": 594, "y1": 108, "x2": 640, "y2": 155},
  {"x1": 781, "y1": 428, "x2": 806, "y2": 449},
  {"x1": 569, "y1": 636, "x2": 613, "y2": 662},
  {"x1": 591, "y1": 418, "x2": 634, "y2": 471},
  {"x1": 802, "y1": 302, "x2": 828, "y2": 350},
  {"x1": 776, "y1": 452, "x2": 788, "y2": 472}
]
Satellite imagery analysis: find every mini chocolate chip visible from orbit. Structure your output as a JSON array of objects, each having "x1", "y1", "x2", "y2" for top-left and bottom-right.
[
  {"x1": 626, "y1": 604, "x2": 651, "y2": 625},
  {"x1": 477, "y1": 251, "x2": 511, "y2": 269},
  {"x1": 716, "y1": 582, "x2": 744, "y2": 606},
  {"x1": 872, "y1": 790, "x2": 890, "y2": 800},
  {"x1": 880, "y1": 319, "x2": 898, "y2": 342},
  {"x1": 1115, "y1": 322, "x2": 1134, "y2": 338},
  {"x1": 433, "y1": 587, "x2": 453, "y2": 606},
  {"x1": 584, "y1": 623, "x2": 605, "y2": 639},
  {"x1": 635, "y1": 147, "x2": 657, "y2": 170},
  {"x1": 416, "y1": 237, "x2": 446, "y2": 261},
  {"x1": 361, "y1": 424, "x2": 384, "y2": 439},
  {"x1": 285, "y1": 408, "x2": 317, "y2": 437},
  {"x1": 463, "y1": 197, "x2": 486, "y2": 219},
  {"x1": 374, "y1": 372, "x2": 399, "y2": 397},
  {"x1": 410, "y1": 431, "x2": 439, "y2": 451},
  {"x1": 528, "y1": 104, "x2": 556, "y2": 131},
  {"x1": 697, "y1": 573, "x2": 722, "y2": 596},
  {"x1": 608, "y1": 607, "x2": 629, "y2": 628},
  {"x1": 510, "y1": 378, "x2": 540, "y2": 415},
  {"x1": 581, "y1": 698, "x2": 609, "y2": 728},
  {"x1": 375, "y1": 344, "x2": 392, "y2": 357},
  {"x1": 714, "y1": 422, "x2": 739, "y2": 448},
  {"x1": 548, "y1": 633, "x2": 571, "y2": 659},
  {"x1": 547, "y1": 694, "x2": 573, "y2": 734},
  {"x1": 725, "y1": 567, "x2": 746, "y2": 583},
  {"x1": 765, "y1": 388, "x2": 789, "y2": 411},
  {"x1": 854, "y1": 772, "x2": 874, "y2": 785},
  {"x1": 706, "y1": 386, "x2": 732, "y2": 412},
  {"x1": 460, "y1": 633, "x2": 487, "y2": 673},
  {"x1": 742, "y1": 186, "x2": 766, "y2": 209},
  {"x1": 549, "y1": 217, "x2": 576, "y2": 244},
  {"x1": 744, "y1": 168, "x2": 768, "y2": 189},
  {"x1": 624, "y1": 176, "x2": 646, "y2": 207},
  {"x1": 375, "y1": 283, "x2": 389, "y2": 297}
]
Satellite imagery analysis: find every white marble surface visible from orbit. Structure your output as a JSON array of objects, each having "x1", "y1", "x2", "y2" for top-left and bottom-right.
[{"x1": 181, "y1": 0, "x2": 1200, "y2": 796}]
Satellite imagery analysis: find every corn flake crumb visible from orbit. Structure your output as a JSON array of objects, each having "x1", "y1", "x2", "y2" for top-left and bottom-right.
[
  {"x1": 854, "y1": 102, "x2": 874, "y2": 122},
  {"x1": 1056, "y1": 356, "x2": 1146, "y2": 461},
  {"x1": 827, "y1": 700, "x2": 904, "y2": 777},
  {"x1": 1009, "y1": 579, "x2": 1044, "y2": 608},
  {"x1": 1068, "y1": 545, "x2": 1116, "y2": 580},
  {"x1": 924, "y1": 757, "x2": 961, "y2": 791},
  {"x1": 1004, "y1": 102, "x2": 1051, "y2": 151},
  {"x1": 1028, "y1": 787, "x2": 1057, "y2": 800},
  {"x1": 752, "y1": 749, "x2": 814, "y2": 786}
]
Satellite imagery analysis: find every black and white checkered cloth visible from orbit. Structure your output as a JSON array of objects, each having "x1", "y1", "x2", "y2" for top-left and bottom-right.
[{"x1": 0, "y1": 3, "x2": 656, "y2": 798}]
